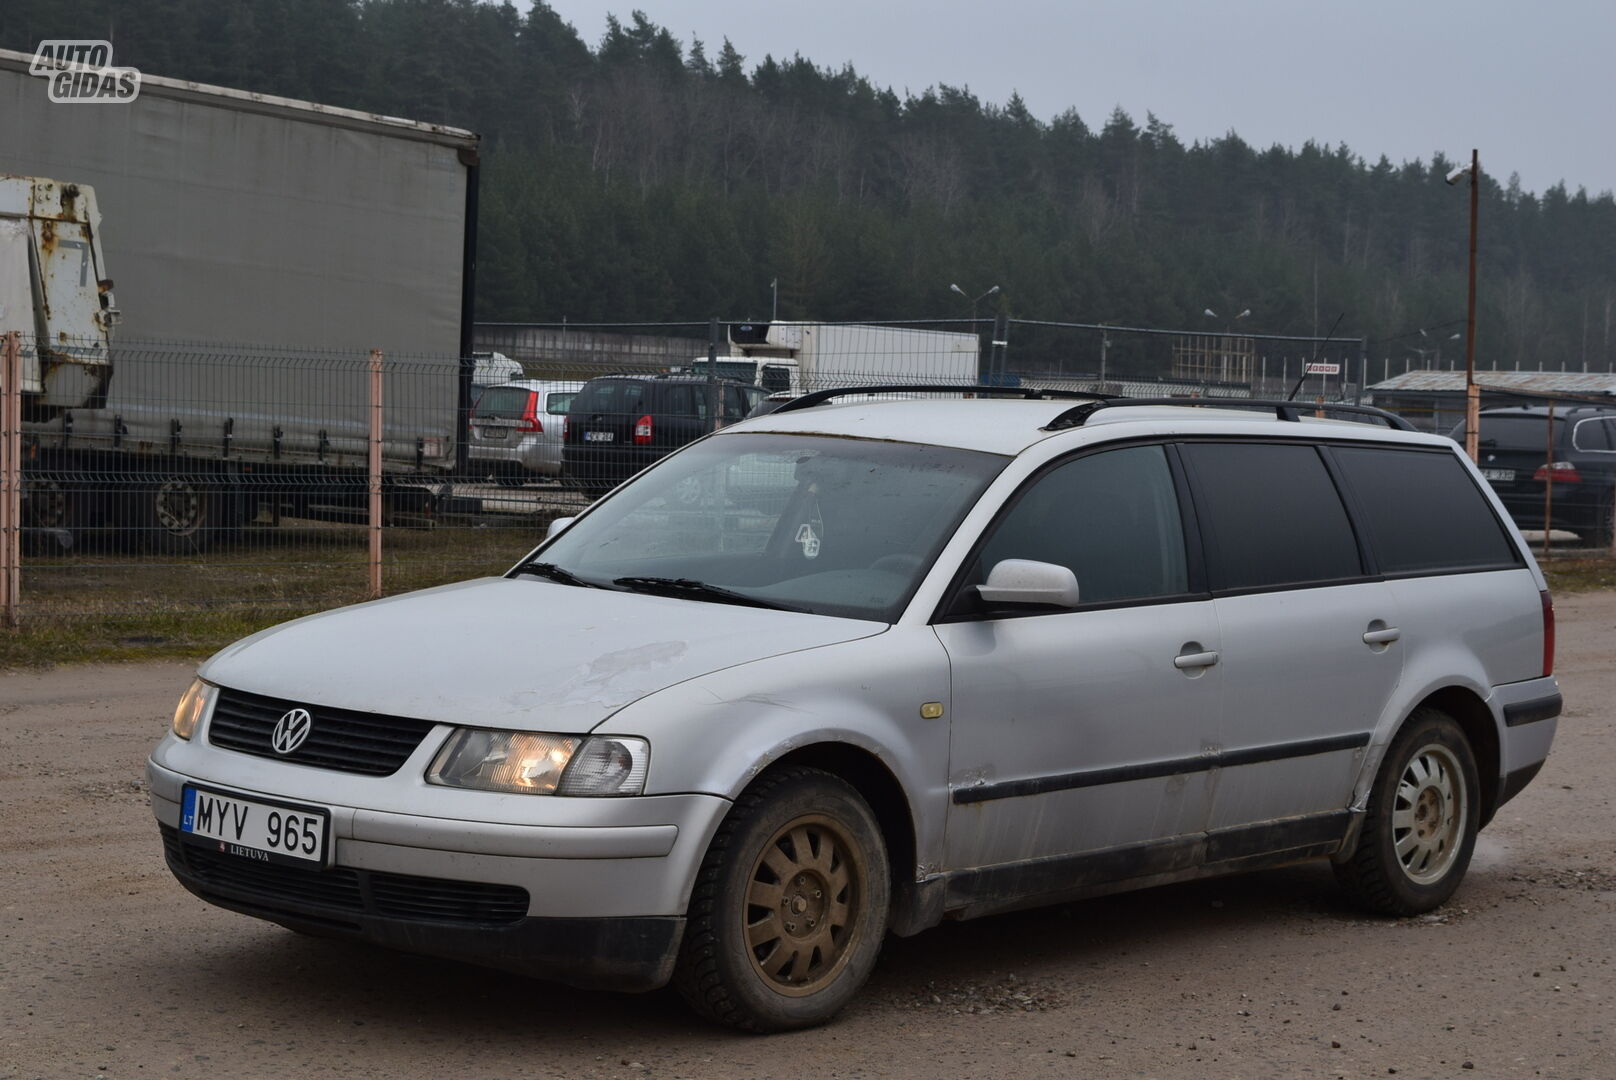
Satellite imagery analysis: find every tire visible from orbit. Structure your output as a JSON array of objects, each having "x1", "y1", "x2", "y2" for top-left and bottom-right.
[
  {"x1": 673, "y1": 766, "x2": 890, "y2": 1032},
  {"x1": 1334, "y1": 708, "x2": 1480, "y2": 915},
  {"x1": 138, "y1": 475, "x2": 221, "y2": 554}
]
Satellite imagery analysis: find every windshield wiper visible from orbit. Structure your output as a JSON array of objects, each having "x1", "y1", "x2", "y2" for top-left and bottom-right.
[
  {"x1": 611, "y1": 576, "x2": 803, "y2": 612},
  {"x1": 512, "y1": 562, "x2": 602, "y2": 589}
]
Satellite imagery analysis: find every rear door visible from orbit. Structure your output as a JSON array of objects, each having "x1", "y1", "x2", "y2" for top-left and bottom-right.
[
  {"x1": 573, "y1": 380, "x2": 645, "y2": 448},
  {"x1": 1179, "y1": 441, "x2": 1400, "y2": 835},
  {"x1": 470, "y1": 385, "x2": 531, "y2": 447},
  {"x1": 1465, "y1": 413, "x2": 1555, "y2": 526}
]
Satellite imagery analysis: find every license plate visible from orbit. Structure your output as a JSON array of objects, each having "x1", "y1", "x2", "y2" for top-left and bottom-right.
[
  {"x1": 480, "y1": 427, "x2": 507, "y2": 440},
  {"x1": 584, "y1": 430, "x2": 615, "y2": 443},
  {"x1": 180, "y1": 785, "x2": 330, "y2": 867},
  {"x1": 1482, "y1": 468, "x2": 1515, "y2": 482}
]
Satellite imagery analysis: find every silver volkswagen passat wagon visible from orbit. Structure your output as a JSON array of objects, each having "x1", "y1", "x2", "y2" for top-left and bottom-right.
[{"x1": 149, "y1": 388, "x2": 1561, "y2": 1032}]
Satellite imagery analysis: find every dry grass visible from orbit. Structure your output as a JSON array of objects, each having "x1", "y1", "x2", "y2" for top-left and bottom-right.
[
  {"x1": 1542, "y1": 554, "x2": 1616, "y2": 594},
  {"x1": 2, "y1": 518, "x2": 549, "y2": 668}
]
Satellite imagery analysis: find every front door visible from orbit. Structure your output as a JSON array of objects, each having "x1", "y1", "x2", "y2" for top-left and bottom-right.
[{"x1": 937, "y1": 444, "x2": 1221, "y2": 876}]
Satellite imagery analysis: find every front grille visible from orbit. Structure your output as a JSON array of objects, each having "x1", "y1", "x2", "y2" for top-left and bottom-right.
[
  {"x1": 162, "y1": 825, "x2": 529, "y2": 927},
  {"x1": 208, "y1": 686, "x2": 438, "y2": 776}
]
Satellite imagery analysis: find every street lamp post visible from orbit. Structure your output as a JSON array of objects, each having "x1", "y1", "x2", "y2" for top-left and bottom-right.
[
  {"x1": 1204, "y1": 307, "x2": 1251, "y2": 383},
  {"x1": 951, "y1": 283, "x2": 1000, "y2": 380},
  {"x1": 1447, "y1": 150, "x2": 1481, "y2": 462}
]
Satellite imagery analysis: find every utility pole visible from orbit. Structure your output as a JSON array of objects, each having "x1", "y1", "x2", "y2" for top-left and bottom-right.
[{"x1": 1461, "y1": 149, "x2": 1481, "y2": 463}]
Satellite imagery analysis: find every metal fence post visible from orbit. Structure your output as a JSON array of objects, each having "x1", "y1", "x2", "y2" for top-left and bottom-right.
[
  {"x1": 706, "y1": 317, "x2": 721, "y2": 432},
  {"x1": 0, "y1": 332, "x2": 20, "y2": 628},
  {"x1": 368, "y1": 349, "x2": 384, "y2": 601},
  {"x1": 1542, "y1": 400, "x2": 1555, "y2": 563}
]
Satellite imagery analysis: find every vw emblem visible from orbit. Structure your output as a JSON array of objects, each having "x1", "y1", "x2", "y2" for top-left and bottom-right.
[{"x1": 271, "y1": 708, "x2": 313, "y2": 755}]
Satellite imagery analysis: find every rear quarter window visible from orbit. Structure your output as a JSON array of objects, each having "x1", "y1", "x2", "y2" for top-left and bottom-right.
[{"x1": 1331, "y1": 445, "x2": 1521, "y2": 574}]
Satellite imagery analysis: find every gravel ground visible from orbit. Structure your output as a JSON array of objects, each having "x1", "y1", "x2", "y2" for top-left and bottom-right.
[{"x1": 1, "y1": 592, "x2": 1612, "y2": 1080}]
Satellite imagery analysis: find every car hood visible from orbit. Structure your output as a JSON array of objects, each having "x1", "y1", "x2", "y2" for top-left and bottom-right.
[{"x1": 199, "y1": 577, "x2": 886, "y2": 731}]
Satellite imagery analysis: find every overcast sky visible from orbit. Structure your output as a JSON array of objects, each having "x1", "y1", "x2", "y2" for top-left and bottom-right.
[{"x1": 540, "y1": 0, "x2": 1615, "y2": 198}]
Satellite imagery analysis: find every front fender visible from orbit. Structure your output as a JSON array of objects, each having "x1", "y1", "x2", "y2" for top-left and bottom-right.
[{"x1": 597, "y1": 627, "x2": 952, "y2": 874}]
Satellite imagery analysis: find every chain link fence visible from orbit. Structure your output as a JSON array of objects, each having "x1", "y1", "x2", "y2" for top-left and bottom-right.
[{"x1": 3, "y1": 318, "x2": 1609, "y2": 628}]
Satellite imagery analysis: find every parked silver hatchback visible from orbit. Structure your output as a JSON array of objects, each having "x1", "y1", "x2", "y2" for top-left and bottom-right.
[
  {"x1": 149, "y1": 388, "x2": 1560, "y2": 1032},
  {"x1": 468, "y1": 379, "x2": 582, "y2": 481}
]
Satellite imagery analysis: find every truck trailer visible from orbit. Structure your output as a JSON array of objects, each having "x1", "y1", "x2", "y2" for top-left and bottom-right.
[
  {"x1": 687, "y1": 322, "x2": 982, "y2": 395},
  {"x1": 0, "y1": 49, "x2": 479, "y2": 549}
]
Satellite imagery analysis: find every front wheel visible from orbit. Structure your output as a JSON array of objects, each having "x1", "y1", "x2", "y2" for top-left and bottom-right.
[
  {"x1": 674, "y1": 767, "x2": 889, "y2": 1032},
  {"x1": 1334, "y1": 708, "x2": 1480, "y2": 915}
]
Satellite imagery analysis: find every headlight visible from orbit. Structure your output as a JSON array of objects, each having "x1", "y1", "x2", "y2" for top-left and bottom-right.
[
  {"x1": 426, "y1": 730, "x2": 650, "y2": 797},
  {"x1": 171, "y1": 679, "x2": 213, "y2": 740}
]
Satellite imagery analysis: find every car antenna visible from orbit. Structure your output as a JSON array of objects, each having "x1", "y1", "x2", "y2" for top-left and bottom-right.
[{"x1": 1287, "y1": 312, "x2": 1345, "y2": 401}]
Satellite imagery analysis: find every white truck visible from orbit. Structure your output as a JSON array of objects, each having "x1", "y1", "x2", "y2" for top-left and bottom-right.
[
  {"x1": 1, "y1": 175, "x2": 464, "y2": 551},
  {"x1": 0, "y1": 175, "x2": 118, "y2": 412},
  {"x1": 686, "y1": 322, "x2": 981, "y2": 395}
]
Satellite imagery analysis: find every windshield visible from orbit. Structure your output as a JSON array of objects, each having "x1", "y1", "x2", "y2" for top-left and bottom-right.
[{"x1": 525, "y1": 433, "x2": 1008, "y2": 621}]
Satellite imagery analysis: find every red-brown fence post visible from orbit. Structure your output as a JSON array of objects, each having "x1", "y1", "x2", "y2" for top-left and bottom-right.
[
  {"x1": 368, "y1": 349, "x2": 384, "y2": 601},
  {"x1": 0, "y1": 331, "x2": 21, "y2": 628}
]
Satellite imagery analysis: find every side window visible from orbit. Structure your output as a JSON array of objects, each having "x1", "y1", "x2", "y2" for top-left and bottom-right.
[
  {"x1": 722, "y1": 385, "x2": 748, "y2": 422},
  {"x1": 1331, "y1": 445, "x2": 1520, "y2": 574},
  {"x1": 1182, "y1": 442, "x2": 1361, "y2": 591},
  {"x1": 664, "y1": 385, "x2": 705, "y2": 418},
  {"x1": 546, "y1": 392, "x2": 575, "y2": 415},
  {"x1": 1572, "y1": 416, "x2": 1615, "y2": 452},
  {"x1": 974, "y1": 445, "x2": 1189, "y2": 606}
]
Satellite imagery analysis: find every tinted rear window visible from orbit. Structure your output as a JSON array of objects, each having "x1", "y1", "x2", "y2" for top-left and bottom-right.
[
  {"x1": 573, "y1": 381, "x2": 645, "y2": 414},
  {"x1": 1332, "y1": 446, "x2": 1520, "y2": 574},
  {"x1": 474, "y1": 387, "x2": 531, "y2": 418},
  {"x1": 1182, "y1": 442, "x2": 1362, "y2": 591},
  {"x1": 1453, "y1": 415, "x2": 1550, "y2": 450}
]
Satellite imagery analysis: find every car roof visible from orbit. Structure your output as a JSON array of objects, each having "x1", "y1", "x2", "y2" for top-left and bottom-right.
[
  {"x1": 1477, "y1": 404, "x2": 1616, "y2": 418},
  {"x1": 732, "y1": 397, "x2": 1452, "y2": 456},
  {"x1": 486, "y1": 379, "x2": 583, "y2": 392},
  {"x1": 582, "y1": 374, "x2": 749, "y2": 387}
]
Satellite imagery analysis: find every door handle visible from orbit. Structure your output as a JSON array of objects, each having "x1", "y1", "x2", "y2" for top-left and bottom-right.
[
  {"x1": 1363, "y1": 627, "x2": 1401, "y2": 645},
  {"x1": 1173, "y1": 649, "x2": 1220, "y2": 670}
]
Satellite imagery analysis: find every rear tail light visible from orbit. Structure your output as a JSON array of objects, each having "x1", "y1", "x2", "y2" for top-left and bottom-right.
[
  {"x1": 633, "y1": 415, "x2": 654, "y2": 445},
  {"x1": 563, "y1": 415, "x2": 570, "y2": 440},
  {"x1": 1541, "y1": 589, "x2": 1555, "y2": 677},
  {"x1": 1533, "y1": 461, "x2": 1581, "y2": 484},
  {"x1": 517, "y1": 392, "x2": 543, "y2": 433}
]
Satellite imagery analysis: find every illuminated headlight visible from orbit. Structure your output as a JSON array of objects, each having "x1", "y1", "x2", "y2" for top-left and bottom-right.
[
  {"x1": 426, "y1": 730, "x2": 650, "y2": 797},
  {"x1": 171, "y1": 679, "x2": 214, "y2": 740}
]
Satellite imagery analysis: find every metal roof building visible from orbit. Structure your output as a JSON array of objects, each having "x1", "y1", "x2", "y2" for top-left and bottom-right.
[{"x1": 1366, "y1": 370, "x2": 1616, "y2": 432}]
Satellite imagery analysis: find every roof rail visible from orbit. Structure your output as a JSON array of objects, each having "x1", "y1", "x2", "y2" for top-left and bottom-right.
[
  {"x1": 771, "y1": 384, "x2": 1117, "y2": 414},
  {"x1": 1042, "y1": 397, "x2": 1417, "y2": 432}
]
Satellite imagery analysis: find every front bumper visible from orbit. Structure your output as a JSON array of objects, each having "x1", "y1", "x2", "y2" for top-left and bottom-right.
[{"x1": 147, "y1": 751, "x2": 730, "y2": 991}]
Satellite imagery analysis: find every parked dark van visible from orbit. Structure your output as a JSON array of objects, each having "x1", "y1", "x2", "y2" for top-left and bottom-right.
[{"x1": 1451, "y1": 405, "x2": 1616, "y2": 545}]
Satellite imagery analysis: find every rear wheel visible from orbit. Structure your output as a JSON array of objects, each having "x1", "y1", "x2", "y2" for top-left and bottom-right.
[
  {"x1": 1334, "y1": 708, "x2": 1480, "y2": 915},
  {"x1": 674, "y1": 767, "x2": 889, "y2": 1032}
]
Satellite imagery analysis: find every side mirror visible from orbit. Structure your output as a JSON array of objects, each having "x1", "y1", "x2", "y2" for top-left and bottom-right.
[
  {"x1": 976, "y1": 559, "x2": 1081, "y2": 608},
  {"x1": 545, "y1": 516, "x2": 576, "y2": 540}
]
